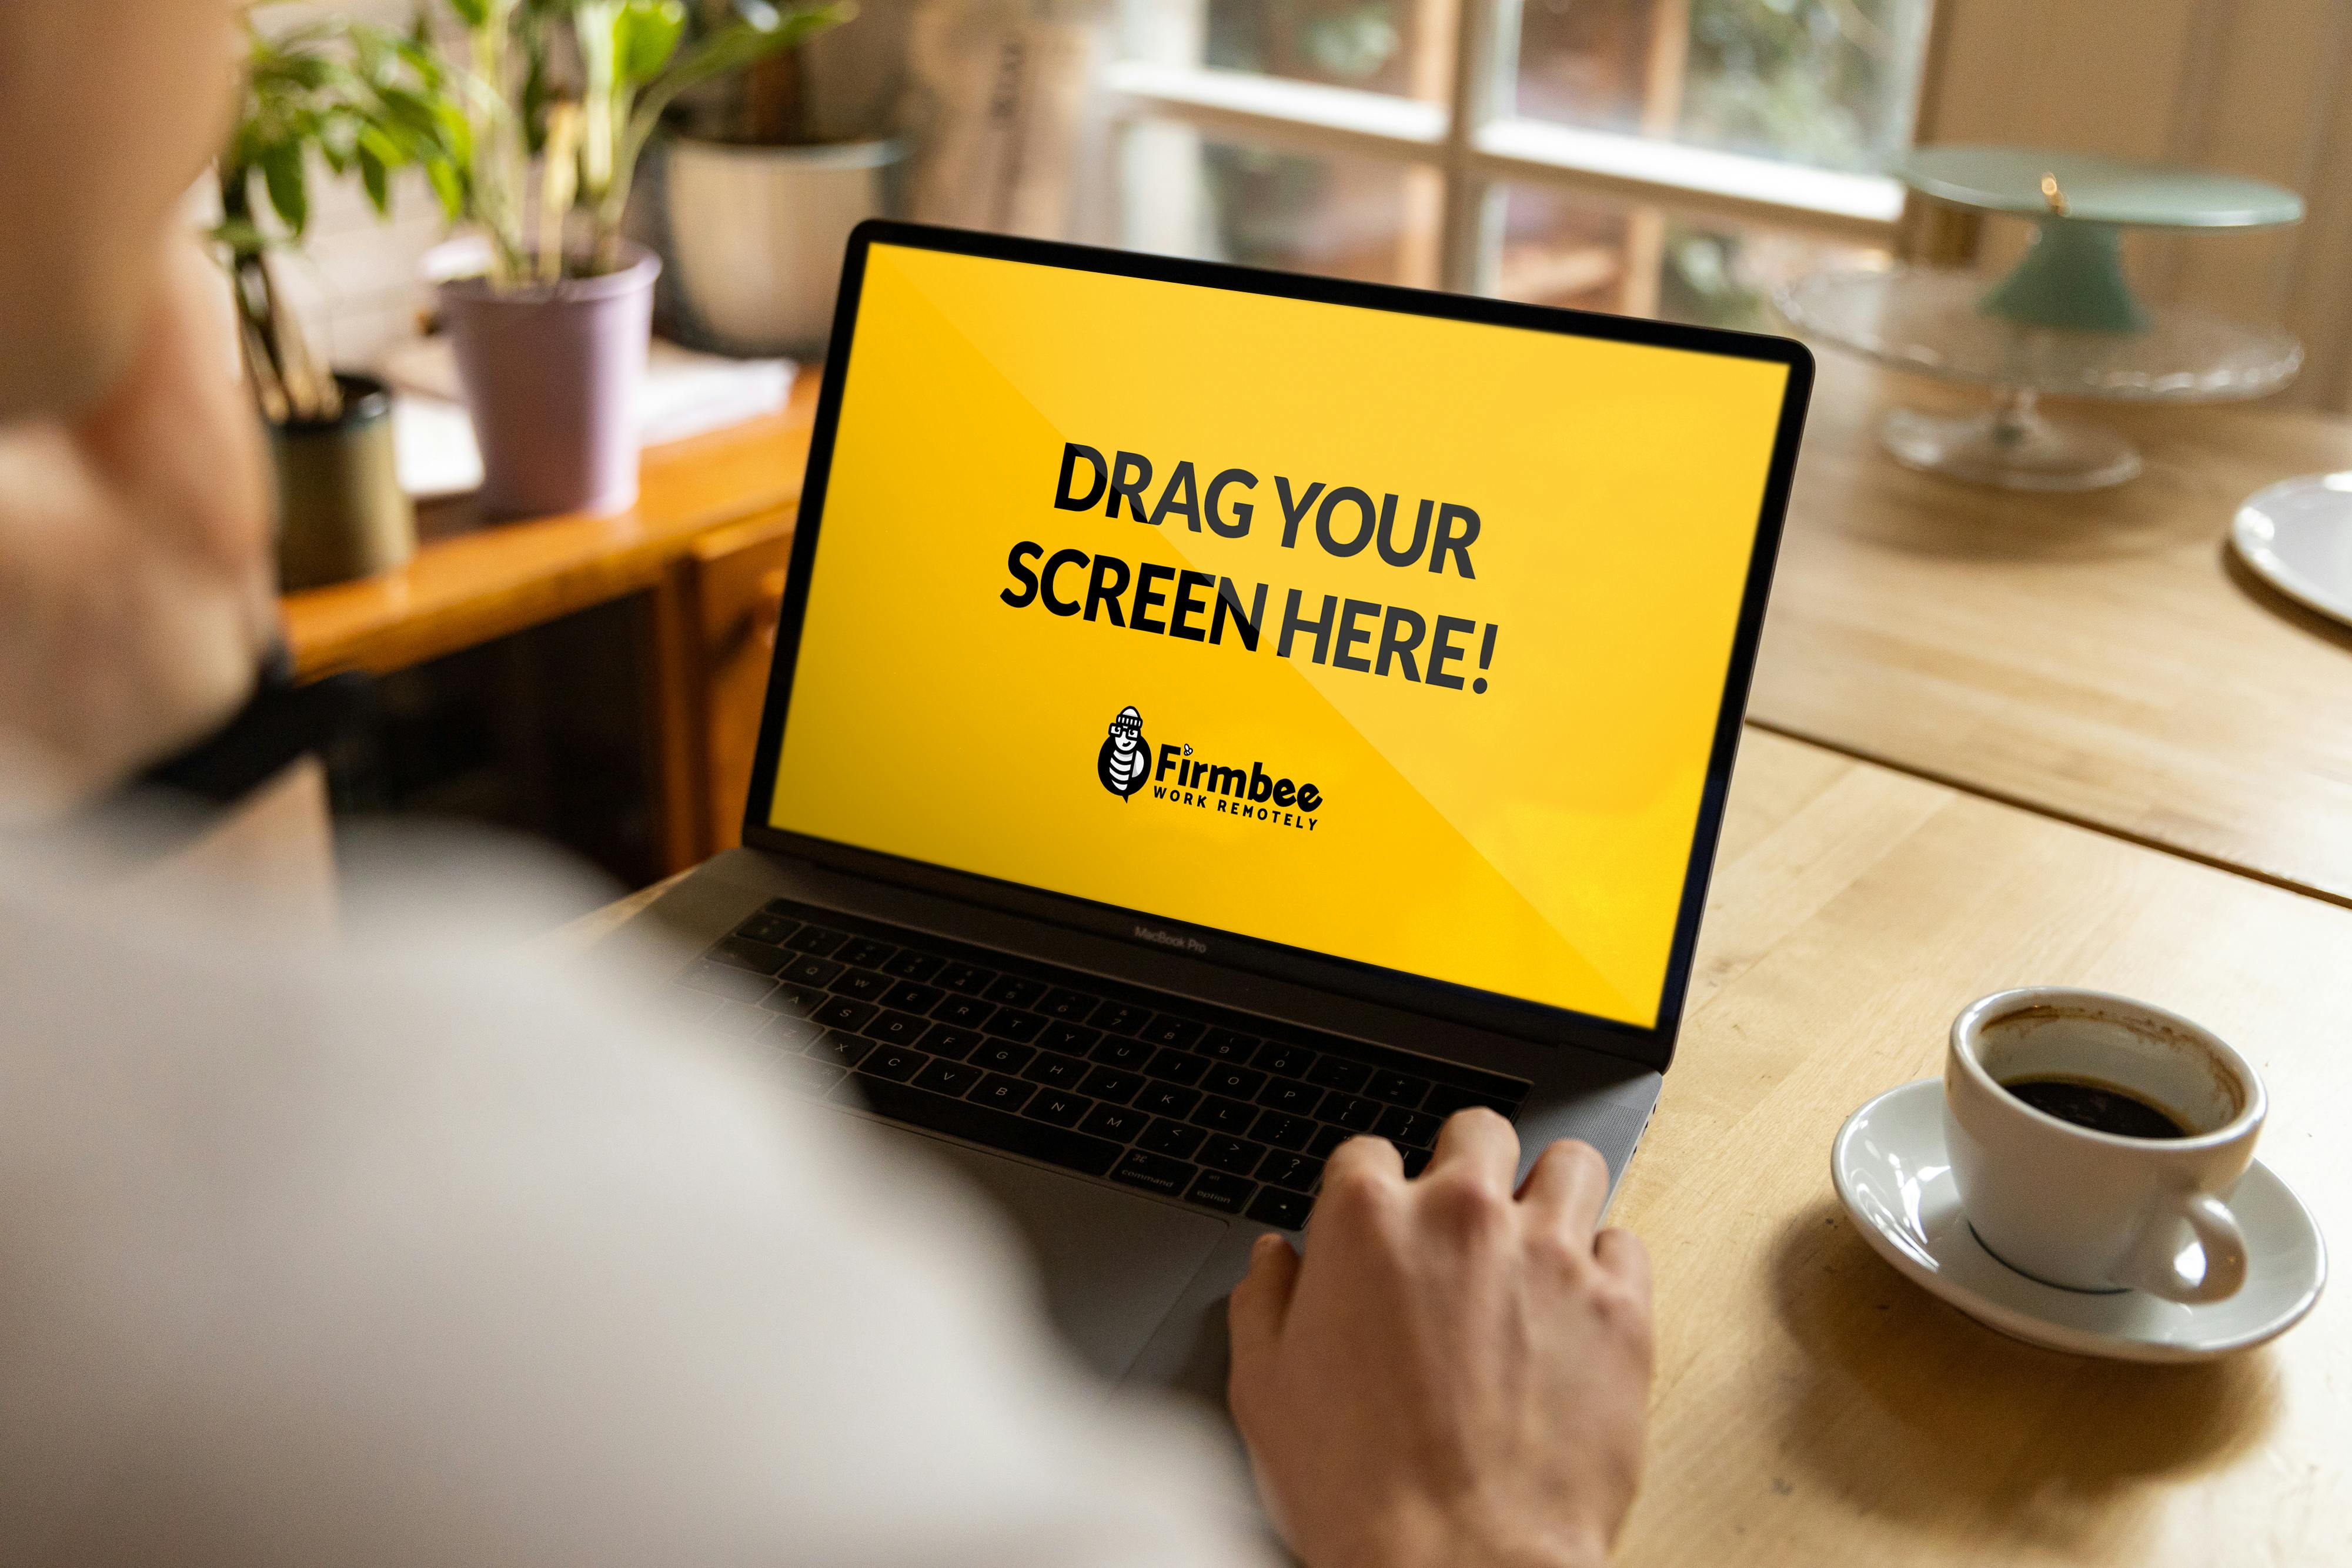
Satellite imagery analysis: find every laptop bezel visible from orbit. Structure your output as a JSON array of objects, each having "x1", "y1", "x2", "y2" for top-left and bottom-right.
[{"x1": 739, "y1": 219, "x2": 1812, "y2": 1074}]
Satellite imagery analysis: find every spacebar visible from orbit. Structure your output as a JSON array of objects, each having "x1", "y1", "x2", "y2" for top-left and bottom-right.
[{"x1": 844, "y1": 1074, "x2": 1124, "y2": 1178}]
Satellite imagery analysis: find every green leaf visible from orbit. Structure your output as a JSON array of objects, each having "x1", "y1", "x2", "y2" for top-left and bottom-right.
[
  {"x1": 425, "y1": 156, "x2": 466, "y2": 220},
  {"x1": 259, "y1": 141, "x2": 310, "y2": 236},
  {"x1": 359, "y1": 146, "x2": 392, "y2": 213},
  {"x1": 617, "y1": 0, "x2": 687, "y2": 84},
  {"x1": 448, "y1": 0, "x2": 492, "y2": 26}
]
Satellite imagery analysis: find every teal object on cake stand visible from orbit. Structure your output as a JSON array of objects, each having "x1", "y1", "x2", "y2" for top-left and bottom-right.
[{"x1": 1778, "y1": 146, "x2": 2305, "y2": 490}]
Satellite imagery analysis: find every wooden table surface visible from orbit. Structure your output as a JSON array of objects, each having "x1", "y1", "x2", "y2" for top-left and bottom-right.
[
  {"x1": 1615, "y1": 728, "x2": 2346, "y2": 1566},
  {"x1": 282, "y1": 376, "x2": 820, "y2": 680},
  {"x1": 1753, "y1": 357, "x2": 2352, "y2": 907}
]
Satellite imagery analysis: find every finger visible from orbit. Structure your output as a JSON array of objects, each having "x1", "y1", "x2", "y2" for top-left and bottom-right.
[
  {"x1": 1518, "y1": 1138, "x2": 1612, "y2": 1235},
  {"x1": 1321, "y1": 1130, "x2": 1405, "y2": 1189},
  {"x1": 1422, "y1": 1105, "x2": 1519, "y2": 1191},
  {"x1": 1595, "y1": 1226, "x2": 1652, "y2": 1304},
  {"x1": 1227, "y1": 1232, "x2": 1302, "y2": 1377}
]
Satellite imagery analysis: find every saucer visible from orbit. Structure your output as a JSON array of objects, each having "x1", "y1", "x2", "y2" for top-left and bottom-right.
[
  {"x1": 2233, "y1": 474, "x2": 2352, "y2": 630},
  {"x1": 1830, "y1": 1079, "x2": 2326, "y2": 1361}
]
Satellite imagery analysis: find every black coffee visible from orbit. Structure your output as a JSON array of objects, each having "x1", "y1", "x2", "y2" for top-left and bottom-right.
[{"x1": 1999, "y1": 1074, "x2": 2190, "y2": 1139}]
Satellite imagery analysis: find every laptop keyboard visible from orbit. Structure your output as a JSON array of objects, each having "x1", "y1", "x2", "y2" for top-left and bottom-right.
[{"x1": 671, "y1": 897, "x2": 1530, "y2": 1231}]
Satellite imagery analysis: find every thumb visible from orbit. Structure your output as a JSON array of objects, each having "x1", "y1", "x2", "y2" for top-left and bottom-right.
[{"x1": 1227, "y1": 1232, "x2": 1301, "y2": 1383}]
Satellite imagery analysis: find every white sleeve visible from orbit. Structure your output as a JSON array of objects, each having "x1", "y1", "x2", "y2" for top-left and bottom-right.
[{"x1": 0, "y1": 867, "x2": 1279, "y2": 1568}]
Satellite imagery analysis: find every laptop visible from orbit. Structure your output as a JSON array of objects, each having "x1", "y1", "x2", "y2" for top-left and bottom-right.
[{"x1": 616, "y1": 219, "x2": 1812, "y2": 1398}]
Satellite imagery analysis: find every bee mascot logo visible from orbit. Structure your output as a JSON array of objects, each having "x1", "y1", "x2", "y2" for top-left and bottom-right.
[{"x1": 1098, "y1": 706, "x2": 1151, "y2": 801}]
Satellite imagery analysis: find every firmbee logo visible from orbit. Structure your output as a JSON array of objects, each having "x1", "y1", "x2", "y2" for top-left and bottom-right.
[{"x1": 1098, "y1": 705, "x2": 1151, "y2": 800}]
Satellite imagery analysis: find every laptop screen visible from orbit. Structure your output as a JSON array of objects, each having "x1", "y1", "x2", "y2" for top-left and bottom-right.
[{"x1": 760, "y1": 238, "x2": 1795, "y2": 1031}]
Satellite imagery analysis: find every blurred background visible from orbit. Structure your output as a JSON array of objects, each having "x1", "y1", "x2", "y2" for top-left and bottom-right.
[{"x1": 232, "y1": 0, "x2": 2352, "y2": 908}]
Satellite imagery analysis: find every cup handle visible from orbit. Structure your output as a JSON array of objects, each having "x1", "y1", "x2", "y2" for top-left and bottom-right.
[{"x1": 2114, "y1": 1191, "x2": 2249, "y2": 1303}]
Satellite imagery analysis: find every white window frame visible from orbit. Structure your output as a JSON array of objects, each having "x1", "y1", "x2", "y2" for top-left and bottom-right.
[{"x1": 1099, "y1": 0, "x2": 1920, "y2": 300}]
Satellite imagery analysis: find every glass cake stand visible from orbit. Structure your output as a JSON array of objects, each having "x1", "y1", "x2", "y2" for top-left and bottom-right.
[{"x1": 1778, "y1": 266, "x2": 2303, "y2": 491}]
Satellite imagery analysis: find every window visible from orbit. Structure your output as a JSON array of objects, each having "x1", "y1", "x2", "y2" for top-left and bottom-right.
[{"x1": 1102, "y1": 0, "x2": 1931, "y2": 322}]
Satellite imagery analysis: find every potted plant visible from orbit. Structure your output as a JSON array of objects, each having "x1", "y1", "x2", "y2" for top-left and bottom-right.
[
  {"x1": 216, "y1": 13, "x2": 467, "y2": 589},
  {"x1": 647, "y1": 0, "x2": 900, "y2": 358},
  {"x1": 417, "y1": 0, "x2": 851, "y2": 517}
]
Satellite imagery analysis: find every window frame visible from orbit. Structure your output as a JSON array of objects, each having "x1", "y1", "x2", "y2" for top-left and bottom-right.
[{"x1": 1100, "y1": 0, "x2": 1930, "y2": 296}]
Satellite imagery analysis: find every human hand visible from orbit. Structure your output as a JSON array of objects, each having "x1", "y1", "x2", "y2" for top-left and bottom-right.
[
  {"x1": 1228, "y1": 1115, "x2": 1654, "y2": 1568},
  {"x1": 0, "y1": 234, "x2": 275, "y2": 817}
]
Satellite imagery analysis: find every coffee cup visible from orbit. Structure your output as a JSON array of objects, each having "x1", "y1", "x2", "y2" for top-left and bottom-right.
[{"x1": 1945, "y1": 987, "x2": 2264, "y2": 1302}]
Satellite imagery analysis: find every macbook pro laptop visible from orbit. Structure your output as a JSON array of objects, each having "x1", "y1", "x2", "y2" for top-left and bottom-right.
[{"x1": 614, "y1": 220, "x2": 1812, "y2": 1398}]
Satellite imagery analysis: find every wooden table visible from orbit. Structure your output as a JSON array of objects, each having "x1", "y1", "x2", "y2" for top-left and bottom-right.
[
  {"x1": 1615, "y1": 728, "x2": 2346, "y2": 1566},
  {"x1": 1753, "y1": 357, "x2": 2352, "y2": 907}
]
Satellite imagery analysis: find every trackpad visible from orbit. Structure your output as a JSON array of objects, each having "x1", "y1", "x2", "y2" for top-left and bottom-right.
[{"x1": 891, "y1": 1128, "x2": 1228, "y2": 1379}]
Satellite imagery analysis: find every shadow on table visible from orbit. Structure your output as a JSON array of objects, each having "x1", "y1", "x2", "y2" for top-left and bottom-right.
[{"x1": 1765, "y1": 1198, "x2": 2280, "y2": 1555}]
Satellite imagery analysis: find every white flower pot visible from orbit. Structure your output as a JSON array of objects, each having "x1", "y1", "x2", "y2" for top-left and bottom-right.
[{"x1": 652, "y1": 135, "x2": 907, "y2": 359}]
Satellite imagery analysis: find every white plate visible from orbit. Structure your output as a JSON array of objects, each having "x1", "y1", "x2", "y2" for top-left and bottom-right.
[
  {"x1": 2232, "y1": 473, "x2": 2352, "y2": 630},
  {"x1": 1831, "y1": 1079, "x2": 2326, "y2": 1361}
]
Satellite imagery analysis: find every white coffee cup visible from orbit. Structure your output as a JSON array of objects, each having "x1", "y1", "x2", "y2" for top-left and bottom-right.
[{"x1": 1945, "y1": 987, "x2": 2264, "y2": 1302}]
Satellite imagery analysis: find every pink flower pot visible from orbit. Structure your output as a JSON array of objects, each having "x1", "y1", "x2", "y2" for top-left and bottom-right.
[{"x1": 439, "y1": 243, "x2": 661, "y2": 519}]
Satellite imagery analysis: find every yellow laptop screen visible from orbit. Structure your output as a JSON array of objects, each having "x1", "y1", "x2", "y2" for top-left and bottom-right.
[{"x1": 767, "y1": 242, "x2": 1788, "y2": 1028}]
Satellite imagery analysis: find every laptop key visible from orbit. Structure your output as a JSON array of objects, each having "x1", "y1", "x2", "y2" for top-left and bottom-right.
[
  {"x1": 912, "y1": 1058, "x2": 982, "y2": 1097},
  {"x1": 1255, "y1": 1042, "x2": 1316, "y2": 1078},
  {"x1": 861, "y1": 1045, "x2": 927, "y2": 1082},
  {"x1": 1139, "y1": 1119, "x2": 1207, "y2": 1159},
  {"x1": 760, "y1": 1014, "x2": 818, "y2": 1050},
  {"x1": 1203, "y1": 1065, "x2": 1267, "y2": 1101},
  {"x1": 1252, "y1": 1111, "x2": 1315, "y2": 1151},
  {"x1": 1078, "y1": 1066, "x2": 1144, "y2": 1104},
  {"x1": 1258, "y1": 1152, "x2": 1324, "y2": 1192},
  {"x1": 1421, "y1": 1084, "x2": 1519, "y2": 1119},
  {"x1": 1367, "y1": 1070, "x2": 1431, "y2": 1106},
  {"x1": 1079, "y1": 1103, "x2": 1147, "y2": 1142},
  {"x1": 1039, "y1": 1022, "x2": 1100, "y2": 1055},
  {"x1": 931, "y1": 995, "x2": 994, "y2": 1029},
  {"x1": 1246, "y1": 1189, "x2": 1313, "y2": 1231},
  {"x1": 983, "y1": 1007, "x2": 1047, "y2": 1044},
  {"x1": 785, "y1": 925, "x2": 848, "y2": 956},
  {"x1": 734, "y1": 913, "x2": 796, "y2": 946},
  {"x1": 1198, "y1": 1135, "x2": 1265, "y2": 1175},
  {"x1": 1192, "y1": 1095, "x2": 1259, "y2": 1135},
  {"x1": 881, "y1": 980, "x2": 945, "y2": 1014},
  {"x1": 1197, "y1": 1027, "x2": 1259, "y2": 1064},
  {"x1": 811, "y1": 1030, "x2": 874, "y2": 1068},
  {"x1": 1025, "y1": 1090, "x2": 1092, "y2": 1128},
  {"x1": 881, "y1": 950, "x2": 945, "y2": 982},
  {"x1": 1305, "y1": 1057, "x2": 1372, "y2": 1094},
  {"x1": 917, "y1": 1024, "x2": 985, "y2": 1061},
  {"x1": 710, "y1": 938, "x2": 788, "y2": 975},
  {"x1": 1145, "y1": 1049, "x2": 1210, "y2": 1087},
  {"x1": 814, "y1": 997, "x2": 877, "y2": 1032},
  {"x1": 1088, "y1": 1035, "x2": 1154, "y2": 1070},
  {"x1": 1021, "y1": 1051, "x2": 1090, "y2": 1090},
  {"x1": 1323, "y1": 1093, "x2": 1383, "y2": 1132},
  {"x1": 830, "y1": 969, "x2": 893, "y2": 1002},
  {"x1": 681, "y1": 962, "x2": 777, "y2": 1004},
  {"x1": 1186, "y1": 1169, "x2": 1255, "y2": 1214},
  {"x1": 1401, "y1": 1146, "x2": 1434, "y2": 1178},
  {"x1": 1307, "y1": 1124, "x2": 1352, "y2": 1159},
  {"x1": 1256, "y1": 1080, "x2": 1324, "y2": 1118},
  {"x1": 1376, "y1": 1108, "x2": 1442, "y2": 1149},
  {"x1": 984, "y1": 975, "x2": 1048, "y2": 1008},
  {"x1": 1038, "y1": 988, "x2": 1097, "y2": 1020},
  {"x1": 780, "y1": 955, "x2": 844, "y2": 988},
  {"x1": 1110, "y1": 1149, "x2": 1193, "y2": 1196},
  {"x1": 1138, "y1": 1015, "x2": 1205, "y2": 1049},
  {"x1": 707, "y1": 1001, "x2": 771, "y2": 1037},
  {"x1": 968, "y1": 1074, "x2": 1037, "y2": 1114},
  {"x1": 760, "y1": 981, "x2": 827, "y2": 1015},
  {"x1": 1088, "y1": 999, "x2": 1150, "y2": 1035},
  {"x1": 934, "y1": 961, "x2": 995, "y2": 994},
  {"x1": 837, "y1": 937, "x2": 896, "y2": 969},
  {"x1": 861, "y1": 1009, "x2": 931, "y2": 1047},
  {"x1": 1134, "y1": 1082, "x2": 1202, "y2": 1120},
  {"x1": 848, "y1": 1074, "x2": 1122, "y2": 1178},
  {"x1": 968, "y1": 1040, "x2": 1035, "y2": 1075}
]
